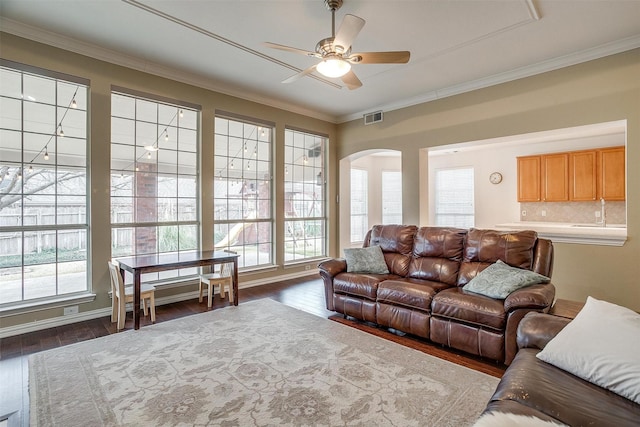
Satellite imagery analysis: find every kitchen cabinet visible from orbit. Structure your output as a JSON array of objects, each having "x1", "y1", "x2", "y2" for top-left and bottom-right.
[
  {"x1": 541, "y1": 153, "x2": 569, "y2": 201},
  {"x1": 569, "y1": 150, "x2": 597, "y2": 201},
  {"x1": 517, "y1": 156, "x2": 541, "y2": 202},
  {"x1": 599, "y1": 146, "x2": 625, "y2": 200},
  {"x1": 517, "y1": 146, "x2": 625, "y2": 202}
]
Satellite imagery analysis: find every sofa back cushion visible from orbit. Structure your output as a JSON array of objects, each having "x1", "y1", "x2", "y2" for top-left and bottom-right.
[
  {"x1": 367, "y1": 224, "x2": 417, "y2": 276},
  {"x1": 457, "y1": 228, "x2": 538, "y2": 286},
  {"x1": 407, "y1": 227, "x2": 467, "y2": 285}
]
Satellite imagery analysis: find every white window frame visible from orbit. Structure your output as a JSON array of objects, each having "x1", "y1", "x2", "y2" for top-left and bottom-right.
[
  {"x1": 434, "y1": 167, "x2": 475, "y2": 228},
  {"x1": 0, "y1": 60, "x2": 90, "y2": 309},
  {"x1": 350, "y1": 168, "x2": 368, "y2": 242},
  {"x1": 110, "y1": 88, "x2": 201, "y2": 283},
  {"x1": 381, "y1": 170, "x2": 402, "y2": 224},
  {"x1": 283, "y1": 128, "x2": 327, "y2": 263},
  {"x1": 213, "y1": 113, "x2": 274, "y2": 269}
]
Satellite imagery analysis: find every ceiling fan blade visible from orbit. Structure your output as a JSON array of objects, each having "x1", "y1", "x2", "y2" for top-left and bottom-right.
[
  {"x1": 282, "y1": 64, "x2": 318, "y2": 84},
  {"x1": 341, "y1": 70, "x2": 362, "y2": 90},
  {"x1": 333, "y1": 14, "x2": 365, "y2": 53},
  {"x1": 264, "y1": 42, "x2": 317, "y2": 57},
  {"x1": 349, "y1": 51, "x2": 411, "y2": 64}
]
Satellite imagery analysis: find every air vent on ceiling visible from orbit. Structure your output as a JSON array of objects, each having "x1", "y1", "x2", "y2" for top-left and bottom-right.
[{"x1": 364, "y1": 110, "x2": 383, "y2": 125}]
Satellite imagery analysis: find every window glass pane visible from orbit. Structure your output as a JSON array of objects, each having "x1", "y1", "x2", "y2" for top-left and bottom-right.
[
  {"x1": 382, "y1": 171, "x2": 403, "y2": 224},
  {"x1": 435, "y1": 167, "x2": 475, "y2": 228},
  {"x1": 214, "y1": 116, "x2": 273, "y2": 268},
  {"x1": 110, "y1": 92, "x2": 200, "y2": 282},
  {"x1": 0, "y1": 64, "x2": 89, "y2": 306},
  {"x1": 350, "y1": 168, "x2": 368, "y2": 242},
  {"x1": 283, "y1": 129, "x2": 327, "y2": 261}
]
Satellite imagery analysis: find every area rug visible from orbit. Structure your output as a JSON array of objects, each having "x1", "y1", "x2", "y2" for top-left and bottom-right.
[{"x1": 29, "y1": 298, "x2": 499, "y2": 426}]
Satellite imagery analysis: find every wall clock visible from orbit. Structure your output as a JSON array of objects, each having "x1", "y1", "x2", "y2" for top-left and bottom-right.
[{"x1": 489, "y1": 172, "x2": 503, "y2": 184}]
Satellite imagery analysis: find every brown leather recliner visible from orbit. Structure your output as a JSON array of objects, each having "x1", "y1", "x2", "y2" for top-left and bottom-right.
[{"x1": 318, "y1": 224, "x2": 555, "y2": 365}]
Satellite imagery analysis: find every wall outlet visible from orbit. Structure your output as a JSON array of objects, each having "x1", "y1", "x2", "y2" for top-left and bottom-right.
[
  {"x1": 521, "y1": 210, "x2": 526, "y2": 217},
  {"x1": 595, "y1": 211, "x2": 601, "y2": 218},
  {"x1": 63, "y1": 305, "x2": 79, "y2": 316},
  {"x1": 541, "y1": 210, "x2": 547, "y2": 217}
]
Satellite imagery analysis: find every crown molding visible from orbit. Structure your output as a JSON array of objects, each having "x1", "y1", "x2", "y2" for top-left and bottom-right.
[
  {"x1": 339, "y1": 35, "x2": 640, "y2": 123},
  {"x1": 0, "y1": 18, "x2": 339, "y2": 123}
]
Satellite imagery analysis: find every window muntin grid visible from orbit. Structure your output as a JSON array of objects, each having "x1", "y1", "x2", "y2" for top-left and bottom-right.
[
  {"x1": 0, "y1": 64, "x2": 89, "y2": 305},
  {"x1": 214, "y1": 116, "x2": 273, "y2": 268},
  {"x1": 110, "y1": 92, "x2": 200, "y2": 282},
  {"x1": 283, "y1": 128, "x2": 327, "y2": 262}
]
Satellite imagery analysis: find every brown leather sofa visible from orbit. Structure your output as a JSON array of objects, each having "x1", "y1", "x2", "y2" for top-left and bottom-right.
[
  {"x1": 482, "y1": 312, "x2": 640, "y2": 426},
  {"x1": 318, "y1": 224, "x2": 555, "y2": 365}
]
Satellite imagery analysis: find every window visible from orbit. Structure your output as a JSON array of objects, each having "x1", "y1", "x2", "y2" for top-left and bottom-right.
[
  {"x1": 0, "y1": 62, "x2": 89, "y2": 305},
  {"x1": 214, "y1": 115, "x2": 273, "y2": 268},
  {"x1": 284, "y1": 128, "x2": 327, "y2": 262},
  {"x1": 435, "y1": 167, "x2": 475, "y2": 228},
  {"x1": 382, "y1": 170, "x2": 402, "y2": 224},
  {"x1": 350, "y1": 168, "x2": 368, "y2": 242},
  {"x1": 110, "y1": 91, "x2": 200, "y2": 282}
]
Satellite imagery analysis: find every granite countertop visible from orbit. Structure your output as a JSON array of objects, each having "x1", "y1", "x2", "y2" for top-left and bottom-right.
[{"x1": 494, "y1": 221, "x2": 627, "y2": 246}]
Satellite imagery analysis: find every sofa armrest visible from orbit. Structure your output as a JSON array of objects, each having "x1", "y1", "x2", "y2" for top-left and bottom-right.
[
  {"x1": 516, "y1": 312, "x2": 571, "y2": 350},
  {"x1": 318, "y1": 258, "x2": 347, "y2": 311},
  {"x1": 318, "y1": 258, "x2": 347, "y2": 278},
  {"x1": 504, "y1": 283, "x2": 556, "y2": 312}
]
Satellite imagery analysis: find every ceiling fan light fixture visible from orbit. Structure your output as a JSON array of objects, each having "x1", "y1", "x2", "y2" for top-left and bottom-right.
[{"x1": 316, "y1": 58, "x2": 351, "y2": 78}]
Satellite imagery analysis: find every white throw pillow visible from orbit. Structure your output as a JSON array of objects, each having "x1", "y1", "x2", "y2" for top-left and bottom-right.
[{"x1": 536, "y1": 296, "x2": 640, "y2": 404}]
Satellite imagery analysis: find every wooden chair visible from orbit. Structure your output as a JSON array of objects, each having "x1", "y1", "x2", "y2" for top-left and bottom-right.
[
  {"x1": 199, "y1": 261, "x2": 234, "y2": 308},
  {"x1": 108, "y1": 261, "x2": 156, "y2": 331}
]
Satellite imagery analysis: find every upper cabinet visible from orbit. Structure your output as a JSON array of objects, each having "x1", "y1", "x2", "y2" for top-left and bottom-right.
[
  {"x1": 542, "y1": 153, "x2": 569, "y2": 202},
  {"x1": 569, "y1": 150, "x2": 598, "y2": 201},
  {"x1": 517, "y1": 146, "x2": 625, "y2": 202},
  {"x1": 517, "y1": 156, "x2": 541, "y2": 202},
  {"x1": 599, "y1": 146, "x2": 626, "y2": 201}
]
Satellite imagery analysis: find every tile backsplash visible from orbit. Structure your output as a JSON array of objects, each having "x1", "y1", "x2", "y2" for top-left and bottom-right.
[{"x1": 520, "y1": 201, "x2": 626, "y2": 224}]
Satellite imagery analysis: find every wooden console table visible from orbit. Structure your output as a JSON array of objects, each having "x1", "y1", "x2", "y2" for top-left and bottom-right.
[
  {"x1": 549, "y1": 299, "x2": 585, "y2": 319},
  {"x1": 117, "y1": 251, "x2": 240, "y2": 330}
]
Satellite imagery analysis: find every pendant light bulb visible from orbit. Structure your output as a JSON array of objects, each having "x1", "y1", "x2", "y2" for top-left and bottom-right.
[
  {"x1": 44, "y1": 148, "x2": 49, "y2": 161},
  {"x1": 57, "y1": 125, "x2": 64, "y2": 137},
  {"x1": 71, "y1": 98, "x2": 77, "y2": 109},
  {"x1": 147, "y1": 151, "x2": 151, "y2": 159},
  {"x1": 28, "y1": 165, "x2": 33, "y2": 173},
  {"x1": 179, "y1": 109, "x2": 184, "y2": 118},
  {"x1": 164, "y1": 132, "x2": 169, "y2": 141}
]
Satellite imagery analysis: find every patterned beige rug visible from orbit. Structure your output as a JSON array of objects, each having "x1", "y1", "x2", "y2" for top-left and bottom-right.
[{"x1": 29, "y1": 298, "x2": 498, "y2": 426}]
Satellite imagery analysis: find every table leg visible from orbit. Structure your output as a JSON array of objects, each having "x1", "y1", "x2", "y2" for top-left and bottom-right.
[
  {"x1": 134, "y1": 271, "x2": 141, "y2": 330},
  {"x1": 233, "y1": 258, "x2": 239, "y2": 306}
]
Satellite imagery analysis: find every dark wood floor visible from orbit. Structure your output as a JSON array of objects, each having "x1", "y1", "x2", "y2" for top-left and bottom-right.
[{"x1": 0, "y1": 275, "x2": 505, "y2": 425}]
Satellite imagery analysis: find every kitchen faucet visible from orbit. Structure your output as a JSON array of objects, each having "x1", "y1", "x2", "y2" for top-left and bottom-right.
[{"x1": 599, "y1": 198, "x2": 606, "y2": 226}]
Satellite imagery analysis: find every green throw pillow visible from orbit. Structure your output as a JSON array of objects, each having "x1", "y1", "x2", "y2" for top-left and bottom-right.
[
  {"x1": 464, "y1": 260, "x2": 550, "y2": 299},
  {"x1": 344, "y1": 245, "x2": 390, "y2": 274}
]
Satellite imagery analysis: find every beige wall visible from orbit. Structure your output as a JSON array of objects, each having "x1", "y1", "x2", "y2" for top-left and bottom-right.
[
  {"x1": 0, "y1": 33, "x2": 337, "y2": 329},
  {"x1": 337, "y1": 49, "x2": 640, "y2": 311}
]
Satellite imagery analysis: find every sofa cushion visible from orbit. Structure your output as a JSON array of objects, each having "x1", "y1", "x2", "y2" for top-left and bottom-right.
[
  {"x1": 431, "y1": 287, "x2": 507, "y2": 330},
  {"x1": 407, "y1": 227, "x2": 467, "y2": 285},
  {"x1": 458, "y1": 229, "x2": 538, "y2": 286},
  {"x1": 344, "y1": 245, "x2": 389, "y2": 274},
  {"x1": 333, "y1": 272, "x2": 398, "y2": 301},
  {"x1": 464, "y1": 260, "x2": 550, "y2": 299},
  {"x1": 369, "y1": 224, "x2": 417, "y2": 255},
  {"x1": 536, "y1": 296, "x2": 640, "y2": 405},
  {"x1": 377, "y1": 278, "x2": 451, "y2": 311}
]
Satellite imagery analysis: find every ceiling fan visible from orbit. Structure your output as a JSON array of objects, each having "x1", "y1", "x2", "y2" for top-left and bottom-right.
[{"x1": 265, "y1": 0, "x2": 410, "y2": 90}]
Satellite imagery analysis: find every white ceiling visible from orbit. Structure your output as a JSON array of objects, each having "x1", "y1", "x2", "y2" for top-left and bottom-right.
[{"x1": 1, "y1": 0, "x2": 639, "y2": 123}]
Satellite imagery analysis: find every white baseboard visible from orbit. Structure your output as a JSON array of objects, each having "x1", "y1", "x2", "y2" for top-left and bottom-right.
[{"x1": 0, "y1": 269, "x2": 318, "y2": 339}]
